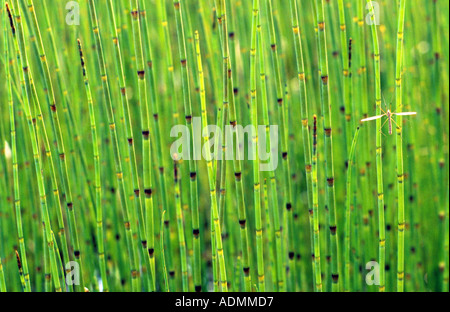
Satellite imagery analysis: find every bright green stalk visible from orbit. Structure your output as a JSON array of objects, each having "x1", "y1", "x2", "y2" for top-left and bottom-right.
[
  {"x1": 6, "y1": 1, "x2": 30, "y2": 292},
  {"x1": 289, "y1": 0, "x2": 314, "y2": 291},
  {"x1": 366, "y1": 0, "x2": 385, "y2": 292},
  {"x1": 195, "y1": 30, "x2": 228, "y2": 292},
  {"x1": 77, "y1": 39, "x2": 108, "y2": 292},
  {"x1": 0, "y1": 257, "x2": 5, "y2": 291},
  {"x1": 138, "y1": 0, "x2": 172, "y2": 290},
  {"x1": 24, "y1": 1, "x2": 84, "y2": 290},
  {"x1": 7, "y1": 1, "x2": 61, "y2": 292},
  {"x1": 265, "y1": 0, "x2": 295, "y2": 288},
  {"x1": 345, "y1": 127, "x2": 361, "y2": 292},
  {"x1": 86, "y1": 0, "x2": 139, "y2": 291},
  {"x1": 337, "y1": 0, "x2": 352, "y2": 153},
  {"x1": 172, "y1": 0, "x2": 200, "y2": 293},
  {"x1": 250, "y1": 0, "x2": 264, "y2": 292},
  {"x1": 395, "y1": 0, "x2": 406, "y2": 292},
  {"x1": 128, "y1": 0, "x2": 155, "y2": 291},
  {"x1": 215, "y1": 0, "x2": 252, "y2": 291},
  {"x1": 312, "y1": 115, "x2": 323, "y2": 292},
  {"x1": 315, "y1": 0, "x2": 340, "y2": 292},
  {"x1": 160, "y1": 210, "x2": 169, "y2": 292},
  {"x1": 173, "y1": 157, "x2": 188, "y2": 291}
]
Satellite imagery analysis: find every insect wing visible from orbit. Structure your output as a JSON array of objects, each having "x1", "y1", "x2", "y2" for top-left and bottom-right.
[{"x1": 360, "y1": 114, "x2": 384, "y2": 122}]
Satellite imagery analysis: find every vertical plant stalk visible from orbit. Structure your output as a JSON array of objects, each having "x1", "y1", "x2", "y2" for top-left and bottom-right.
[
  {"x1": 366, "y1": 0, "x2": 385, "y2": 292},
  {"x1": 265, "y1": 0, "x2": 296, "y2": 289},
  {"x1": 337, "y1": 0, "x2": 352, "y2": 153},
  {"x1": 173, "y1": 156, "x2": 188, "y2": 291},
  {"x1": 128, "y1": 0, "x2": 155, "y2": 291},
  {"x1": 7, "y1": 1, "x2": 61, "y2": 292},
  {"x1": 315, "y1": 0, "x2": 340, "y2": 292},
  {"x1": 312, "y1": 115, "x2": 323, "y2": 292},
  {"x1": 215, "y1": 0, "x2": 252, "y2": 291},
  {"x1": 289, "y1": 0, "x2": 315, "y2": 290},
  {"x1": 87, "y1": 0, "x2": 139, "y2": 291},
  {"x1": 345, "y1": 127, "x2": 360, "y2": 292},
  {"x1": 77, "y1": 39, "x2": 109, "y2": 292},
  {"x1": 395, "y1": 0, "x2": 406, "y2": 293},
  {"x1": 195, "y1": 30, "x2": 228, "y2": 292},
  {"x1": 25, "y1": 1, "x2": 84, "y2": 289},
  {"x1": 6, "y1": 1, "x2": 30, "y2": 292},
  {"x1": 250, "y1": 0, "x2": 264, "y2": 292},
  {"x1": 172, "y1": 0, "x2": 201, "y2": 292}
]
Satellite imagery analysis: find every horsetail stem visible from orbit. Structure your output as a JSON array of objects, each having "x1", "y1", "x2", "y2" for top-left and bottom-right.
[
  {"x1": 315, "y1": 0, "x2": 340, "y2": 291},
  {"x1": 87, "y1": 0, "x2": 139, "y2": 291},
  {"x1": 366, "y1": 0, "x2": 385, "y2": 292},
  {"x1": 345, "y1": 127, "x2": 361, "y2": 292},
  {"x1": 395, "y1": 0, "x2": 407, "y2": 292},
  {"x1": 312, "y1": 115, "x2": 323, "y2": 292},
  {"x1": 195, "y1": 30, "x2": 228, "y2": 292},
  {"x1": 77, "y1": 39, "x2": 108, "y2": 292},
  {"x1": 7, "y1": 0, "x2": 61, "y2": 292}
]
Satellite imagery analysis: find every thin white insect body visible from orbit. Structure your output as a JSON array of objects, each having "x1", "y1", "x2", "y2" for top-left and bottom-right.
[{"x1": 361, "y1": 107, "x2": 417, "y2": 135}]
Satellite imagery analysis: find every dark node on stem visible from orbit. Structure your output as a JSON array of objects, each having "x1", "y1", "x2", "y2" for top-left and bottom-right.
[
  {"x1": 124, "y1": 221, "x2": 131, "y2": 230},
  {"x1": 67, "y1": 202, "x2": 73, "y2": 210},
  {"x1": 164, "y1": 220, "x2": 169, "y2": 226},
  {"x1": 324, "y1": 128, "x2": 332, "y2": 136},
  {"x1": 153, "y1": 113, "x2": 159, "y2": 121},
  {"x1": 327, "y1": 177, "x2": 334, "y2": 186},
  {"x1": 243, "y1": 267, "x2": 250, "y2": 275},
  {"x1": 174, "y1": 1, "x2": 180, "y2": 9},
  {"x1": 282, "y1": 152, "x2": 288, "y2": 159},
  {"x1": 142, "y1": 130, "x2": 150, "y2": 139},
  {"x1": 385, "y1": 264, "x2": 390, "y2": 271},
  {"x1": 134, "y1": 189, "x2": 139, "y2": 196},
  {"x1": 185, "y1": 115, "x2": 192, "y2": 122},
  {"x1": 169, "y1": 271, "x2": 175, "y2": 277},
  {"x1": 181, "y1": 59, "x2": 187, "y2": 67},
  {"x1": 235, "y1": 172, "x2": 242, "y2": 181},
  {"x1": 270, "y1": 44, "x2": 276, "y2": 51},
  {"x1": 193, "y1": 229, "x2": 200, "y2": 237},
  {"x1": 411, "y1": 247, "x2": 416, "y2": 254},
  {"x1": 296, "y1": 254, "x2": 301, "y2": 260},
  {"x1": 386, "y1": 224, "x2": 391, "y2": 231},
  {"x1": 311, "y1": 253, "x2": 315, "y2": 260},
  {"x1": 230, "y1": 120, "x2": 237, "y2": 128},
  {"x1": 74, "y1": 250, "x2": 80, "y2": 258},
  {"x1": 321, "y1": 75, "x2": 329, "y2": 84},
  {"x1": 190, "y1": 172, "x2": 197, "y2": 180},
  {"x1": 294, "y1": 213, "x2": 298, "y2": 220},
  {"x1": 288, "y1": 252, "x2": 295, "y2": 260},
  {"x1": 127, "y1": 138, "x2": 133, "y2": 146},
  {"x1": 330, "y1": 225, "x2": 337, "y2": 235},
  {"x1": 144, "y1": 188, "x2": 152, "y2": 197},
  {"x1": 115, "y1": 234, "x2": 120, "y2": 241},
  {"x1": 326, "y1": 256, "x2": 331, "y2": 263},
  {"x1": 110, "y1": 187, "x2": 116, "y2": 194},
  {"x1": 137, "y1": 70, "x2": 145, "y2": 79},
  {"x1": 147, "y1": 61, "x2": 153, "y2": 69},
  {"x1": 121, "y1": 279, "x2": 126, "y2": 286},
  {"x1": 148, "y1": 248, "x2": 154, "y2": 257},
  {"x1": 286, "y1": 203, "x2": 292, "y2": 211},
  {"x1": 120, "y1": 87, "x2": 126, "y2": 95},
  {"x1": 229, "y1": 32, "x2": 235, "y2": 38},
  {"x1": 239, "y1": 219, "x2": 246, "y2": 227},
  {"x1": 277, "y1": 98, "x2": 283, "y2": 106},
  {"x1": 15, "y1": 250, "x2": 22, "y2": 270},
  {"x1": 305, "y1": 164, "x2": 312, "y2": 172},
  {"x1": 141, "y1": 240, "x2": 147, "y2": 248},
  {"x1": 340, "y1": 106, "x2": 345, "y2": 113},
  {"x1": 332, "y1": 274, "x2": 339, "y2": 283},
  {"x1": 332, "y1": 51, "x2": 339, "y2": 57},
  {"x1": 233, "y1": 87, "x2": 239, "y2": 95},
  {"x1": 435, "y1": 52, "x2": 440, "y2": 60},
  {"x1": 368, "y1": 209, "x2": 374, "y2": 217}
]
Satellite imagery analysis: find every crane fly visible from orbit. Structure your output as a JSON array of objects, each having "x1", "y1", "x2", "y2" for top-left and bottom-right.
[{"x1": 361, "y1": 107, "x2": 417, "y2": 135}]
